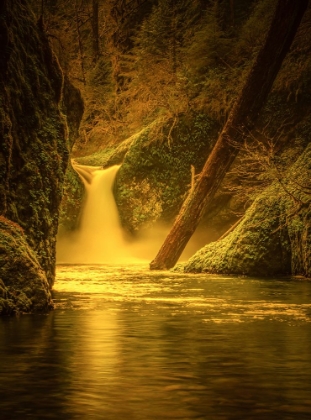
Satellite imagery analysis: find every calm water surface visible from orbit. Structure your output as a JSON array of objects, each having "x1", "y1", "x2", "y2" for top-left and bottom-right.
[{"x1": 1, "y1": 263, "x2": 311, "y2": 419}]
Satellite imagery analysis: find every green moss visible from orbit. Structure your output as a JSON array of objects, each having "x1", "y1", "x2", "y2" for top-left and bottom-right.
[
  {"x1": 0, "y1": 216, "x2": 53, "y2": 315},
  {"x1": 58, "y1": 161, "x2": 85, "y2": 232},
  {"x1": 0, "y1": 1, "x2": 84, "y2": 293},
  {"x1": 115, "y1": 113, "x2": 219, "y2": 233},
  {"x1": 74, "y1": 148, "x2": 116, "y2": 166},
  {"x1": 184, "y1": 143, "x2": 311, "y2": 278}
]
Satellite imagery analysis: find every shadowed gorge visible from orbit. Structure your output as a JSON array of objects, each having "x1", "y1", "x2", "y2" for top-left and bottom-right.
[
  {"x1": 1, "y1": 1, "x2": 311, "y2": 418},
  {"x1": 1, "y1": 0, "x2": 310, "y2": 316}
]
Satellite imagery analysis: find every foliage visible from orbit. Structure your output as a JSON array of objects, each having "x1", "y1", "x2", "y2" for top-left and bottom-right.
[
  {"x1": 273, "y1": 6, "x2": 311, "y2": 99},
  {"x1": 28, "y1": 0, "x2": 310, "y2": 153}
]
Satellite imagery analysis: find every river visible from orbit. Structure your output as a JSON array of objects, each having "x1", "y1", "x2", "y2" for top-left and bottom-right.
[{"x1": 1, "y1": 263, "x2": 311, "y2": 419}]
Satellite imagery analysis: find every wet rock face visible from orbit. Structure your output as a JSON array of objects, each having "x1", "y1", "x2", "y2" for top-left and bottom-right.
[
  {"x1": 58, "y1": 161, "x2": 85, "y2": 233},
  {"x1": 0, "y1": 0, "x2": 70, "y2": 313},
  {"x1": 58, "y1": 76, "x2": 85, "y2": 234},
  {"x1": 0, "y1": 217, "x2": 53, "y2": 315},
  {"x1": 114, "y1": 114, "x2": 219, "y2": 234},
  {"x1": 62, "y1": 74, "x2": 84, "y2": 150}
]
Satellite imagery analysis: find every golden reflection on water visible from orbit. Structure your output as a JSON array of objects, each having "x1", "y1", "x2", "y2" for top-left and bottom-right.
[
  {"x1": 52, "y1": 265, "x2": 311, "y2": 419},
  {"x1": 2, "y1": 264, "x2": 311, "y2": 419},
  {"x1": 54, "y1": 264, "x2": 311, "y2": 324}
]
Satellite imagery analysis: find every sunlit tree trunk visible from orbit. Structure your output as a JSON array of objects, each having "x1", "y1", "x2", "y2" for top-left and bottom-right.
[{"x1": 150, "y1": 0, "x2": 309, "y2": 270}]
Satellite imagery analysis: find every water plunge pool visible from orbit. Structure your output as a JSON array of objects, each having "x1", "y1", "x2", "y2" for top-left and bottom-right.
[{"x1": 1, "y1": 263, "x2": 311, "y2": 419}]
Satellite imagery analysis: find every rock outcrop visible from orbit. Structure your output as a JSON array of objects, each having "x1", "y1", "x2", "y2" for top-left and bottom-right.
[
  {"x1": 0, "y1": 0, "x2": 72, "y2": 314},
  {"x1": 183, "y1": 143, "x2": 311, "y2": 277},
  {"x1": 114, "y1": 114, "x2": 220, "y2": 234},
  {"x1": 0, "y1": 217, "x2": 53, "y2": 315}
]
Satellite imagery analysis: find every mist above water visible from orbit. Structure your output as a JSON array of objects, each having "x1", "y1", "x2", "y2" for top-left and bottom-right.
[{"x1": 56, "y1": 164, "x2": 210, "y2": 265}]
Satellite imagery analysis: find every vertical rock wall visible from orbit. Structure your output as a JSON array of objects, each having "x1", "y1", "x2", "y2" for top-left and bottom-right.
[{"x1": 0, "y1": 0, "x2": 71, "y2": 313}]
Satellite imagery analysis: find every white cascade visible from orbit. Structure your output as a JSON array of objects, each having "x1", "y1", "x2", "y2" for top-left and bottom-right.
[
  {"x1": 56, "y1": 163, "x2": 200, "y2": 265},
  {"x1": 57, "y1": 164, "x2": 134, "y2": 264}
]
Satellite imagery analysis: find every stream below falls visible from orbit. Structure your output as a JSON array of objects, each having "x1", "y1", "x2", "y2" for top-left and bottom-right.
[{"x1": 1, "y1": 263, "x2": 311, "y2": 419}]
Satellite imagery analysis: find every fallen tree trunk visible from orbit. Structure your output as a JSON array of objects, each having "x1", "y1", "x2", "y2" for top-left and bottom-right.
[{"x1": 150, "y1": 0, "x2": 309, "y2": 270}]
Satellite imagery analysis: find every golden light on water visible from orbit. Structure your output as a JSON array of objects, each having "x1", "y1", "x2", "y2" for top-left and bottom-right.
[
  {"x1": 54, "y1": 263, "x2": 311, "y2": 325},
  {"x1": 50, "y1": 258, "x2": 311, "y2": 419},
  {"x1": 55, "y1": 163, "x2": 311, "y2": 325}
]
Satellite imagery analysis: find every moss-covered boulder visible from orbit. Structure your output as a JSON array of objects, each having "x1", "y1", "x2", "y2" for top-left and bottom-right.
[
  {"x1": 183, "y1": 187, "x2": 292, "y2": 276},
  {"x1": 0, "y1": 217, "x2": 53, "y2": 315},
  {"x1": 183, "y1": 143, "x2": 311, "y2": 277},
  {"x1": 114, "y1": 114, "x2": 220, "y2": 233},
  {"x1": 74, "y1": 136, "x2": 133, "y2": 167}
]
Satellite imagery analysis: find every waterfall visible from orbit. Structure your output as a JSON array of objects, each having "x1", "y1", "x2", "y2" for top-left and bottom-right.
[
  {"x1": 56, "y1": 163, "x2": 204, "y2": 265},
  {"x1": 57, "y1": 163, "x2": 174, "y2": 264},
  {"x1": 57, "y1": 164, "x2": 135, "y2": 264}
]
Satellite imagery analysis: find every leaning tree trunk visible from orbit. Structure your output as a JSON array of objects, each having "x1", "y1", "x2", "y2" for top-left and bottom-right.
[{"x1": 150, "y1": 0, "x2": 309, "y2": 270}]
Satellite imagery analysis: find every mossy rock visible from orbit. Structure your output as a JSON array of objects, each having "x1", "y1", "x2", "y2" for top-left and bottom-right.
[
  {"x1": 183, "y1": 143, "x2": 311, "y2": 277},
  {"x1": 102, "y1": 135, "x2": 139, "y2": 168},
  {"x1": 114, "y1": 113, "x2": 220, "y2": 233},
  {"x1": 58, "y1": 161, "x2": 85, "y2": 232},
  {"x1": 0, "y1": 1, "x2": 72, "y2": 287},
  {"x1": 74, "y1": 130, "x2": 142, "y2": 168},
  {"x1": 184, "y1": 187, "x2": 292, "y2": 276},
  {"x1": 0, "y1": 217, "x2": 53, "y2": 315},
  {"x1": 74, "y1": 147, "x2": 121, "y2": 166},
  {"x1": 62, "y1": 74, "x2": 84, "y2": 149}
]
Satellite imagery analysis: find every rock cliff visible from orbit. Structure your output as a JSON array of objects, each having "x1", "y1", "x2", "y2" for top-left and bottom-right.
[{"x1": 0, "y1": 0, "x2": 76, "y2": 314}]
